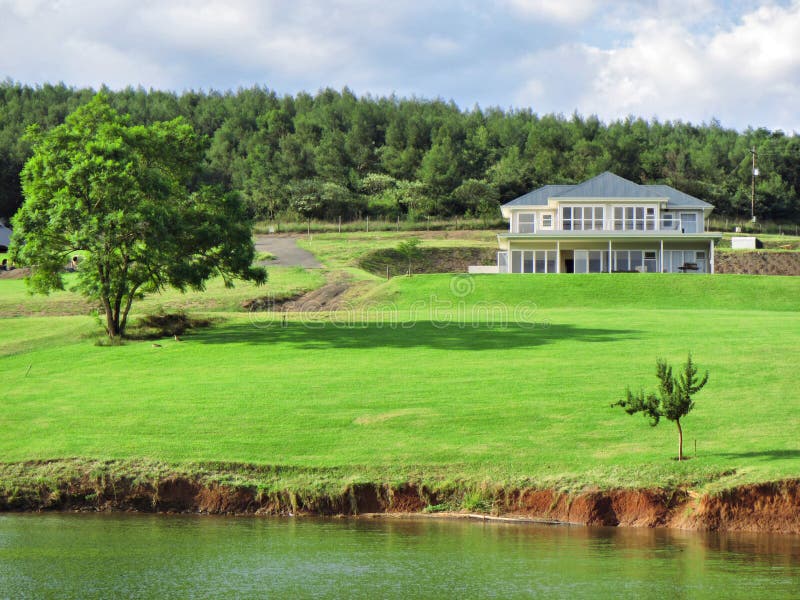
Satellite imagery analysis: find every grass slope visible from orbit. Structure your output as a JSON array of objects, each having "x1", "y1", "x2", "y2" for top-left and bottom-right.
[
  {"x1": 363, "y1": 273, "x2": 799, "y2": 312},
  {"x1": 1, "y1": 273, "x2": 799, "y2": 493},
  {"x1": 0, "y1": 267, "x2": 324, "y2": 317}
]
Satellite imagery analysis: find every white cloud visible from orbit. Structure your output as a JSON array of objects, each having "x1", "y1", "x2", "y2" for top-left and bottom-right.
[
  {"x1": 513, "y1": 1, "x2": 800, "y2": 130},
  {"x1": 0, "y1": 1, "x2": 798, "y2": 130},
  {"x1": 504, "y1": 0, "x2": 598, "y2": 23}
]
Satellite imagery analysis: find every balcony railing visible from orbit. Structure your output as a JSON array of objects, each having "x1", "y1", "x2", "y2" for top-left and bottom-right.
[{"x1": 510, "y1": 219, "x2": 698, "y2": 234}]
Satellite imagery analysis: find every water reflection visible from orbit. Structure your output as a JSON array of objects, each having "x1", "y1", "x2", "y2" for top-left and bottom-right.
[{"x1": 0, "y1": 514, "x2": 798, "y2": 598}]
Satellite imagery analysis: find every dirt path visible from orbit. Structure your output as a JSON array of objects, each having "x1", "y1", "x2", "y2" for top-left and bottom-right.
[{"x1": 254, "y1": 235, "x2": 322, "y2": 268}]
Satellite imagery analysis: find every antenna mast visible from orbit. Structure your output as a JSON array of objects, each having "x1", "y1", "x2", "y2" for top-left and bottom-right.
[{"x1": 750, "y1": 147, "x2": 759, "y2": 222}]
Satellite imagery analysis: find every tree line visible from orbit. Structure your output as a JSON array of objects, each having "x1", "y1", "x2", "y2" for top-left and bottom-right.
[{"x1": 1, "y1": 81, "x2": 799, "y2": 224}]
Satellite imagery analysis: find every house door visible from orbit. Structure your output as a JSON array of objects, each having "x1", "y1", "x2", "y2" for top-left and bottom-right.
[{"x1": 564, "y1": 259, "x2": 574, "y2": 273}]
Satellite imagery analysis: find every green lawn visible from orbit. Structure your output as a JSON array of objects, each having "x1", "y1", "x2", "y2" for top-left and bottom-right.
[{"x1": 1, "y1": 273, "x2": 798, "y2": 494}]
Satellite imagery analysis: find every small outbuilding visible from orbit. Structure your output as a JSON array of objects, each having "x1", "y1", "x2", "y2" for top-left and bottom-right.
[{"x1": 730, "y1": 237, "x2": 763, "y2": 250}]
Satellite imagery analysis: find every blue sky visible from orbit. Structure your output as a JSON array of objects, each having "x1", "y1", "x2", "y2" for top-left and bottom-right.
[{"x1": 1, "y1": 0, "x2": 799, "y2": 132}]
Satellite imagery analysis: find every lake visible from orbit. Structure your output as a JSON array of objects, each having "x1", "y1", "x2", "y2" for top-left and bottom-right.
[{"x1": 1, "y1": 514, "x2": 799, "y2": 598}]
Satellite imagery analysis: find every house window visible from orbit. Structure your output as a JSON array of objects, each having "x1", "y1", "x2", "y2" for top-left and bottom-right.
[
  {"x1": 588, "y1": 251, "x2": 604, "y2": 273},
  {"x1": 523, "y1": 251, "x2": 534, "y2": 272},
  {"x1": 562, "y1": 206, "x2": 604, "y2": 231},
  {"x1": 614, "y1": 206, "x2": 656, "y2": 231},
  {"x1": 662, "y1": 213, "x2": 675, "y2": 230},
  {"x1": 664, "y1": 250, "x2": 706, "y2": 273},
  {"x1": 518, "y1": 213, "x2": 536, "y2": 233},
  {"x1": 594, "y1": 207, "x2": 604, "y2": 230},
  {"x1": 562, "y1": 207, "x2": 572, "y2": 230},
  {"x1": 644, "y1": 251, "x2": 657, "y2": 273},
  {"x1": 613, "y1": 250, "x2": 645, "y2": 272},
  {"x1": 512, "y1": 251, "x2": 522, "y2": 273},
  {"x1": 542, "y1": 214, "x2": 553, "y2": 228},
  {"x1": 680, "y1": 213, "x2": 697, "y2": 233},
  {"x1": 646, "y1": 207, "x2": 656, "y2": 230},
  {"x1": 574, "y1": 250, "x2": 607, "y2": 273},
  {"x1": 511, "y1": 250, "x2": 557, "y2": 273},
  {"x1": 497, "y1": 252, "x2": 508, "y2": 273},
  {"x1": 614, "y1": 207, "x2": 624, "y2": 231}
]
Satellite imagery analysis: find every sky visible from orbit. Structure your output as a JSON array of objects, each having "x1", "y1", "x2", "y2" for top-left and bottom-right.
[{"x1": 1, "y1": 0, "x2": 799, "y2": 132}]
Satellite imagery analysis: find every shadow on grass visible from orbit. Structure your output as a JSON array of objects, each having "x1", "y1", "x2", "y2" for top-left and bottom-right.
[
  {"x1": 712, "y1": 450, "x2": 800, "y2": 461},
  {"x1": 190, "y1": 320, "x2": 639, "y2": 351}
]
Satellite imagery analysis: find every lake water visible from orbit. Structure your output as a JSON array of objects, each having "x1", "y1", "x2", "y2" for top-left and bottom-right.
[{"x1": 1, "y1": 514, "x2": 799, "y2": 598}]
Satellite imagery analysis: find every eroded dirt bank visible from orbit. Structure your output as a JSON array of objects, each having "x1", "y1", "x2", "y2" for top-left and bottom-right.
[{"x1": 2, "y1": 466, "x2": 798, "y2": 533}]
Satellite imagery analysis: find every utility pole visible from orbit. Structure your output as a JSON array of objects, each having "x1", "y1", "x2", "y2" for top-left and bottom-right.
[{"x1": 750, "y1": 146, "x2": 759, "y2": 222}]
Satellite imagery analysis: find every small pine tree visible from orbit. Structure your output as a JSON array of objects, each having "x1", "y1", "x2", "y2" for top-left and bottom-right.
[
  {"x1": 612, "y1": 354, "x2": 709, "y2": 461},
  {"x1": 396, "y1": 237, "x2": 422, "y2": 276}
]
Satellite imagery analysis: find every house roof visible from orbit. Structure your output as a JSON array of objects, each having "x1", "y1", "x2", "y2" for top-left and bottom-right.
[
  {"x1": 502, "y1": 172, "x2": 714, "y2": 210},
  {"x1": 502, "y1": 185, "x2": 574, "y2": 207},
  {"x1": 0, "y1": 223, "x2": 11, "y2": 249}
]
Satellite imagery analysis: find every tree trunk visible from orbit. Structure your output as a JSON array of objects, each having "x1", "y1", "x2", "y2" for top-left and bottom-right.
[
  {"x1": 676, "y1": 418, "x2": 683, "y2": 461},
  {"x1": 102, "y1": 297, "x2": 119, "y2": 338}
]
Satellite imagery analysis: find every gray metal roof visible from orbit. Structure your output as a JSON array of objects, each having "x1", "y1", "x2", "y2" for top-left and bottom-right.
[
  {"x1": 502, "y1": 185, "x2": 574, "y2": 206},
  {"x1": 502, "y1": 172, "x2": 713, "y2": 209},
  {"x1": 647, "y1": 184, "x2": 714, "y2": 209},
  {"x1": 0, "y1": 224, "x2": 11, "y2": 249}
]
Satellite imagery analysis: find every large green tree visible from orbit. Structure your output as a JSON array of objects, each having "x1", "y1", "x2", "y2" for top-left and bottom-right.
[{"x1": 10, "y1": 94, "x2": 266, "y2": 339}]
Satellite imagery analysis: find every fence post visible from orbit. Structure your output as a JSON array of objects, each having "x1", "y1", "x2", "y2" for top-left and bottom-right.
[
  {"x1": 338, "y1": 215, "x2": 341, "y2": 233},
  {"x1": 367, "y1": 216, "x2": 369, "y2": 232}
]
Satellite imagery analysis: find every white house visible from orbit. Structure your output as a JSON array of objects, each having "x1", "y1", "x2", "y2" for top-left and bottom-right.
[{"x1": 497, "y1": 172, "x2": 722, "y2": 274}]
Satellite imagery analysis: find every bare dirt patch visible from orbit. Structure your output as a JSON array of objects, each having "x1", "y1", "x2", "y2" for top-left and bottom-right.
[
  {"x1": 359, "y1": 246, "x2": 496, "y2": 276},
  {"x1": 716, "y1": 251, "x2": 800, "y2": 275},
  {"x1": 0, "y1": 267, "x2": 30, "y2": 280},
  {"x1": 243, "y1": 274, "x2": 366, "y2": 312}
]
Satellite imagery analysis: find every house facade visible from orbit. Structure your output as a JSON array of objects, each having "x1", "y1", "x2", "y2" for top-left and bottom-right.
[{"x1": 497, "y1": 172, "x2": 722, "y2": 274}]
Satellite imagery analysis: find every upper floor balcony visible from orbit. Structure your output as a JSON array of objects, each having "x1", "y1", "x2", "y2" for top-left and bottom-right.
[{"x1": 510, "y1": 208, "x2": 704, "y2": 235}]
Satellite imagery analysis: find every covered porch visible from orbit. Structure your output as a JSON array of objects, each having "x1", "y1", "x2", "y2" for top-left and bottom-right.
[{"x1": 497, "y1": 238, "x2": 717, "y2": 274}]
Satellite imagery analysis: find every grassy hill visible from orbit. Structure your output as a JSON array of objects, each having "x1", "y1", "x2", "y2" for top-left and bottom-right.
[{"x1": 1, "y1": 270, "x2": 798, "y2": 497}]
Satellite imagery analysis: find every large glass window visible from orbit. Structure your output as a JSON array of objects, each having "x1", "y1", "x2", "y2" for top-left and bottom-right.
[
  {"x1": 542, "y1": 214, "x2": 553, "y2": 228},
  {"x1": 511, "y1": 251, "x2": 522, "y2": 273},
  {"x1": 588, "y1": 251, "x2": 604, "y2": 273},
  {"x1": 574, "y1": 250, "x2": 607, "y2": 273},
  {"x1": 593, "y1": 207, "x2": 604, "y2": 230},
  {"x1": 562, "y1": 206, "x2": 604, "y2": 231},
  {"x1": 574, "y1": 250, "x2": 588, "y2": 273},
  {"x1": 518, "y1": 213, "x2": 535, "y2": 233},
  {"x1": 614, "y1": 206, "x2": 657, "y2": 231},
  {"x1": 644, "y1": 251, "x2": 657, "y2": 272},
  {"x1": 562, "y1": 207, "x2": 572, "y2": 230},
  {"x1": 646, "y1": 207, "x2": 656, "y2": 230},
  {"x1": 630, "y1": 251, "x2": 643, "y2": 272},
  {"x1": 680, "y1": 213, "x2": 698, "y2": 233},
  {"x1": 664, "y1": 250, "x2": 706, "y2": 273},
  {"x1": 546, "y1": 252, "x2": 557, "y2": 273},
  {"x1": 613, "y1": 207, "x2": 623, "y2": 230},
  {"x1": 498, "y1": 252, "x2": 508, "y2": 273},
  {"x1": 511, "y1": 250, "x2": 558, "y2": 273},
  {"x1": 523, "y1": 251, "x2": 534, "y2": 272}
]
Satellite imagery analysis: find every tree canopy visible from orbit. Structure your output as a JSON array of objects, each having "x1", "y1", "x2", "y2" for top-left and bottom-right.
[
  {"x1": 0, "y1": 82, "x2": 799, "y2": 224},
  {"x1": 10, "y1": 94, "x2": 265, "y2": 338},
  {"x1": 612, "y1": 355, "x2": 709, "y2": 461}
]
